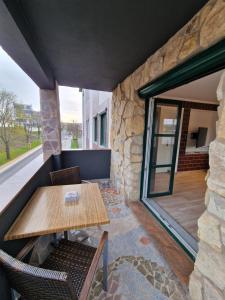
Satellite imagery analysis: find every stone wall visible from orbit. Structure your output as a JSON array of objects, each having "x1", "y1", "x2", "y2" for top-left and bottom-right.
[
  {"x1": 40, "y1": 83, "x2": 62, "y2": 160},
  {"x1": 189, "y1": 71, "x2": 225, "y2": 300},
  {"x1": 110, "y1": 0, "x2": 225, "y2": 201}
]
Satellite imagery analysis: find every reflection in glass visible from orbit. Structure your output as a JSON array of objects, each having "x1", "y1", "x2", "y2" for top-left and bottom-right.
[
  {"x1": 155, "y1": 105, "x2": 178, "y2": 134},
  {"x1": 150, "y1": 168, "x2": 171, "y2": 194},
  {"x1": 152, "y1": 137, "x2": 174, "y2": 166}
]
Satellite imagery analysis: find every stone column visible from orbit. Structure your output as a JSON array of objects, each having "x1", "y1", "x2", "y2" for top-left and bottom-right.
[
  {"x1": 189, "y1": 71, "x2": 225, "y2": 300},
  {"x1": 39, "y1": 83, "x2": 62, "y2": 160}
]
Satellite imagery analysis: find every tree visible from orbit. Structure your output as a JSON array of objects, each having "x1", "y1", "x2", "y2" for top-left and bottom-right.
[
  {"x1": 15, "y1": 104, "x2": 34, "y2": 148},
  {"x1": 33, "y1": 111, "x2": 42, "y2": 140},
  {"x1": 0, "y1": 90, "x2": 16, "y2": 160},
  {"x1": 67, "y1": 121, "x2": 82, "y2": 139}
]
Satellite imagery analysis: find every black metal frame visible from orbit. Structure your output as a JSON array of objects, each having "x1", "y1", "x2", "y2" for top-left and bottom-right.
[{"x1": 147, "y1": 99, "x2": 182, "y2": 198}]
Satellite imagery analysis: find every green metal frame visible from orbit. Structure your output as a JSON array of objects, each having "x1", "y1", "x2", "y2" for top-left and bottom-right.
[
  {"x1": 100, "y1": 111, "x2": 107, "y2": 146},
  {"x1": 138, "y1": 38, "x2": 225, "y2": 99},
  {"x1": 139, "y1": 37, "x2": 225, "y2": 258},
  {"x1": 147, "y1": 99, "x2": 182, "y2": 198},
  {"x1": 93, "y1": 116, "x2": 98, "y2": 142}
]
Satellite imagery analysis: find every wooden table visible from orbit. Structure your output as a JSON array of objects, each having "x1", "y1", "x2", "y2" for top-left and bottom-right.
[{"x1": 4, "y1": 183, "x2": 110, "y2": 241}]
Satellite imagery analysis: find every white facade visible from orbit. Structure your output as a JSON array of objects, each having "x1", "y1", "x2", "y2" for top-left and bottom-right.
[{"x1": 82, "y1": 89, "x2": 112, "y2": 149}]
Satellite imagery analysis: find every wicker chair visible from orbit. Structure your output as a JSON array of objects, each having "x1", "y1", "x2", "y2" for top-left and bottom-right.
[
  {"x1": 0, "y1": 232, "x2": 108, "y2": 300},
  {"x1": 50, "y1": 166, "x2": 90, "y2": 186}
]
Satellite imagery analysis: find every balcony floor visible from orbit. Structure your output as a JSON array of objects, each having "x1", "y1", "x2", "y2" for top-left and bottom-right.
[{"x1": 72, "y1": 180, "x2": 193, "y2": 300}]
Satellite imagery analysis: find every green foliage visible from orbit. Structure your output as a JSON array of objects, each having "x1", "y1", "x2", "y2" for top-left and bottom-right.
[
  {"x1": 0, "y1": 139, "x2": 41, "y2": 166},
  {"x1": 71, "y1": 138, "x2": 79, "y2": 149}
]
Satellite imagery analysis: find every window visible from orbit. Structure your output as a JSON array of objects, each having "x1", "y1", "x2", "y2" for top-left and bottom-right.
[
  {"x1": 93, "y1": 116, "x2": 98, "y2": 142},
  {"x1": 100, "y1": 112, "x2": 107, "y2": 146}
]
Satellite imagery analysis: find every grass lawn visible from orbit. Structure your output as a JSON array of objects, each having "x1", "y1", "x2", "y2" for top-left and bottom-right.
[
  {"x1": 71, "y1": 138, "x2": 79, "y2": 149},
  {"x1": 0, "y1": 140, "x2": 41, "y2": 166}
]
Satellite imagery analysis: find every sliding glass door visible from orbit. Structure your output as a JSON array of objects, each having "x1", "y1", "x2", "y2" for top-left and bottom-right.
[{"x1": 147, "y1": 99, "x2": 181, "y2": 197}]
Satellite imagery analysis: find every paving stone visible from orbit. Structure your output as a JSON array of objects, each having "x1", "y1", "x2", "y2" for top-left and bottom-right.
[{"x1": 87, "y1": 182, "x2": 188, "y2": 300}]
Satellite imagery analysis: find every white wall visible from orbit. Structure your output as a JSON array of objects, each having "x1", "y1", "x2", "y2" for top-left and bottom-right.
[
  {"x1": 186, "y1": 109, "x2": 218, "y2": 150},
  {"x1": 82, "y1": 89, "x2": 112, "y2": 149}
]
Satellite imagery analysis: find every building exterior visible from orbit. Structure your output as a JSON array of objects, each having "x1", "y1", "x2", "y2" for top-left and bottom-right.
[
  {"x1": 109, "y1": 2, "x2": 225, "y2": 298},
  {"x1": 82, "y1": 89, "x2": 112, "y2": 149},
  {"x1": 1, "y1": 1, "x2": 225, "y2": 299}
]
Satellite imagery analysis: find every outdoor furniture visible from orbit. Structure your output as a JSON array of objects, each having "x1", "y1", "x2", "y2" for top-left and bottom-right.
[
  {"x1": 50, "y1": 166, "x2": 90, "y2": 185},
  {"x1": 4, "y1": 183, "x2": 109, "y2": 241},
  {"x1": 0, "y1": 231, "x2": 108, "y2": 300},
  {"x1": 50, "y1": 166, "x2": 91, "y2": 240}
]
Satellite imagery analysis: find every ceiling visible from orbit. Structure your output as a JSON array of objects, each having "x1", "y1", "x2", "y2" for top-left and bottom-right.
[
  {"x1": 160, "y1": 69, "x2": 223, "y2": 104},
  {"x1": 0, "y1": 0, "x2": 207, "y2": 91}
]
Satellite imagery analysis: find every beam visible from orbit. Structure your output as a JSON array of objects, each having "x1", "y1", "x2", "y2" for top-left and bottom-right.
[{"x1": 0, "y1": 0, "x2": 54, "y2": 89}]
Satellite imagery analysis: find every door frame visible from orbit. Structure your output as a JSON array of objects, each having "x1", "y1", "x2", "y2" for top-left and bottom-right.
[
  {"x1": 141, "y1": 98, "x2": 198, "y2": 259},
  {"x1": 147, "y1": 99, "x2": 182, "y2": 198},
  {"x1": 140, "y1": 38, "x2": 225, "y2": 259}
]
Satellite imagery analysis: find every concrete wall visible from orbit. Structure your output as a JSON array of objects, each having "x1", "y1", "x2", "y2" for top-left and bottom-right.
[
  {"x1": 82, "y1": 89, "x2": 112, "y2": 149},
  {"x1": 110, "y1": 0, "x2": 225, "y2": 201}
]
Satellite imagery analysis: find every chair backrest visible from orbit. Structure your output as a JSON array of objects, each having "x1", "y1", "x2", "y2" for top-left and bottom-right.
[
  {"x1": 50, "y1": 166, "x2": 81, "y2": 185},
  {"x1": 0, "y1": 249, "x2": 77, "y2": 300}
]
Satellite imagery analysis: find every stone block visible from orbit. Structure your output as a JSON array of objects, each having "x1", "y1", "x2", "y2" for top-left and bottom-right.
[
  {"x1": 208, "y1": 190, "x2": 225, "y2": 221},
  {"x1": 200, "y1": 0, "x2": 225, "y2": 48},
  {"x1": 216, "y1": 71, "x2": 225, "y2": 102},
  {"x1": 203, "y1": 278, "x2": 224, "y2": 300},
  {"x1": 195, "y1": 242, "x2": 225, "y2": 290},
  {"x1": 125, "y1": 115, "x2": 144, "y2": 137},
  {"x1": 179, "y1": 32, "x2": 199, "y2": 61},
  {"x1": 189, "y1": 273, "x2": 203, "y2": 300},
  {"x1": 198, "y1": 211, "x2": 222, "y2": 251},
  {"x1": 163, "y1": 32, "x2": 183, "y2": 72},
  {"x1": 220, "y1": 226, "x2": 225, "y2": 247},
  {"x1": 208, "y1": 141, "x2": 225, "y2": 197},
  {"x1": 123, "y1": 101, "x2": 134, "y2": 118}
]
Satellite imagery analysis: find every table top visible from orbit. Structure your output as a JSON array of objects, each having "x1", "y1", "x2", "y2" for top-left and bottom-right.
[{"x1": 4, "y1": 183, "x2": 110, "y2": 241}]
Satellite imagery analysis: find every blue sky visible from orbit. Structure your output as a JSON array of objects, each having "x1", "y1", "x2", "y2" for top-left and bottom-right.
[{"x1": 0, "y1": 46, "x2": 82, "y2": 123}]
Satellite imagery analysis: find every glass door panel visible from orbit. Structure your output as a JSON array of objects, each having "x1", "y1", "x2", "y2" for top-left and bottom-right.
[
  {"x1": 148, "y1": 100, "x2": 181, "y2": 197},
  {"x1": 150, "y1": 166, "x2": 171, "y2": 194},
  {"x1": 152, "y1": 136, "x2": 175, "y2": 166}
]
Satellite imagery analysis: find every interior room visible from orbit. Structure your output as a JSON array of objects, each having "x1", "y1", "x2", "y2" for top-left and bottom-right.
[{"x1": 150, "y1": 69, "x2": 222, "y2": 241}]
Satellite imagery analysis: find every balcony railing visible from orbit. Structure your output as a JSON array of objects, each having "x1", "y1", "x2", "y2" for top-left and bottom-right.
[{"x1": 0, "y1": 149, "x2": 111, "y2": 297}]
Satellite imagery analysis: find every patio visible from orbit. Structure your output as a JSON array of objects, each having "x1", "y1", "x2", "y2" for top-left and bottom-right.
[
  {"x1": 68, "y1": 179, "x2": 192, "y2": 300},
  {"x1": 1, "y1": 1, "x2": 225, "y2": 299},
  {"x1": 0, "y1": 154, "x2": 193, "y2": 300}
]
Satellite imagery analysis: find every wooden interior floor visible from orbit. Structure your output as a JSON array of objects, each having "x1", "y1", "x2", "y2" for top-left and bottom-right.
[{"x1": 155, "y1": 170, "x2": 207, "y2": 240}]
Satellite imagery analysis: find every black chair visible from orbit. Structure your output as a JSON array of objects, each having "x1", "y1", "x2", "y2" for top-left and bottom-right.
[{"x1": 50, "y1": 166, "x2": 82, "y2": 185}]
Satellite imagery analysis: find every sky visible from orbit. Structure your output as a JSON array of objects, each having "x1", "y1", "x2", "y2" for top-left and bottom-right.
[{"x1": 0, "y1": 46, "x2": 82, "y2": 123}]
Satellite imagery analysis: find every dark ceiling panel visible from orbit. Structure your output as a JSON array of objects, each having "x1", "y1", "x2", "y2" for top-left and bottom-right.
[
  {"x1": 2, "y1": 0, "x2": 208, "y2": 91},
  {"x1": 0, "y1": 1, "x2": 54, "y2": 89}
]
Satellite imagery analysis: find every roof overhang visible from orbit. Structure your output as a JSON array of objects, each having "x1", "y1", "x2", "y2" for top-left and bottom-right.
[{"x1": 0, "y1": 0, "x2": 207, "y2": 91}]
